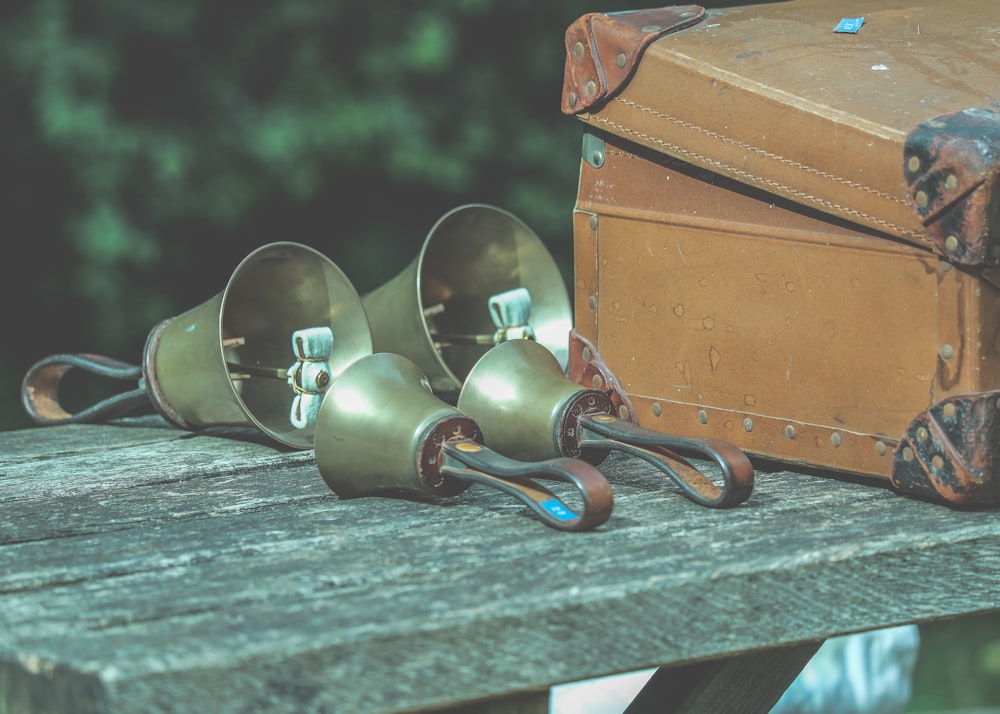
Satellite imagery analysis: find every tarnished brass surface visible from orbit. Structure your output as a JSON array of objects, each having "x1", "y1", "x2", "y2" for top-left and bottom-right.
[
  {"x1": 143, "y1": 242, "x2": 372, "y2": 449},
  {"x1": 458, "y1": 338, "x2": 596, "y2": 464},
  {"x1": 314, "y1": 353, "x2": 474, "y2": 498},
  {"x1": 22, "y1": 242, "x2": 372, "y2": 450},
  {"x1": 313, "y1": 352, "x2": 614, "y2": 531},
  {"x1": 361, "y1": 204, "x2": 572, "y2": 397}
]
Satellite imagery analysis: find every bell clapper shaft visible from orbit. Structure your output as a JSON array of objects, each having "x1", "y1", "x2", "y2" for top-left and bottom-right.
[
  {"x1": 223, "y1": 335, "x2": 286, "y2": 382},
  {"x1": 432, "y1": 334, "x2": 496, "y2": 349},
  {"x1": 576, "y1": 413, "x2": 755, "y2": 508},
  {"x1": 220, "y1": 327, "x2": 334, "y2": 431},
  {"x1": 423, "y1": 303, "x2": 446, "y2": 319},
  {"x1": 422, "y1": 302, "x2": 489, "y2": 348},
  {"x1": 225, "y1": 362, "x2": 288, "y2": 381},
  {"x1": 430, "y1": 287, "x2": 537, "y2": 350},
  {"x1": 223, "y1": 337, "x2": 286, "y2": 380},
  {"x1": 438, "y1": 438, "x2": 613, "y2": 531},
  {"x1": 222, "y1": 330, "x2": 333, "y2": 386}
]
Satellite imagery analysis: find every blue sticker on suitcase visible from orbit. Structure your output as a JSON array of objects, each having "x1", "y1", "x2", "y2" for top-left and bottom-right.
[{"x1": 834, "y1": 17, "x2": 864, "y2": 34}]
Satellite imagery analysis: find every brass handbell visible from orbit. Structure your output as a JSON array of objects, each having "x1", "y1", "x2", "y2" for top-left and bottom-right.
[
  {"x1": 313, "y1": 352, "x2": 613, "y2": 531},
  {"x1": 21, "y1": 242, "x2": 373, "y2": 448},
  {"x1": 361, "y1": 204, "x2": 572, "y2": 398},
  {"x1": 457, "y1": 340, "x2": 755, "y2": 508}
]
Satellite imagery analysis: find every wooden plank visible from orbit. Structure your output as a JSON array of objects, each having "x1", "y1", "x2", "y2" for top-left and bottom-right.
[
  {"x1": 1, "y1": 424, "x2": 999, "y2": 713},
  {"x1": 0, "y1": 418, "x2": 184, "y2": 464},
  {"x1": 1, "y1": 422, "x2": 314, "y2": 504}
]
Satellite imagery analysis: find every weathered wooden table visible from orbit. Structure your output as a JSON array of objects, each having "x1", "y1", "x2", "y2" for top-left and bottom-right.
[{"x1": 2, "y1": 419, "x2": 998, "y2": 713}]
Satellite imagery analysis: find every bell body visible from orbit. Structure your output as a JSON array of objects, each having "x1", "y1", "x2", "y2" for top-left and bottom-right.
[
  {"x1": 143, "y1": 294, "x2": 241, "y2": 429},
  {"x1": 144, "y1": 242, "x2": 372, "y2": 448},
  {"x1": 361, "y1": 204, "x2": 572, "y2": 396},
  {"x1": 314, "y1": 353, "x2": 480, "y2": 498},
  {"x1": 458, "y1": 340, "x2": 614, "y2": 463}
]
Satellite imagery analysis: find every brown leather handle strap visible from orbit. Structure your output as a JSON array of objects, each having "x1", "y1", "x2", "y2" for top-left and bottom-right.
[
  {"x1": 578, "y1": 414, "x2": 755, "y2": 508},
  {"x1": 21, "y1": 353, "x2": 151, "y2": 425},
  {"x1": 441, "y1": 439, "x2": 613, "y2": 531}
]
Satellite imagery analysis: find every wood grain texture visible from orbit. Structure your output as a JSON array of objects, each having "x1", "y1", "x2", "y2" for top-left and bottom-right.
[{"x1": 2, "y1": 422, "x2": 999, "y2": 713}]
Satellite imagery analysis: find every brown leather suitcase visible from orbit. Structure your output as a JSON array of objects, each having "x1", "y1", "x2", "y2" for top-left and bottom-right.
[{"x1": 561, "y1": 1, "x2": 1000, "y2": 505}]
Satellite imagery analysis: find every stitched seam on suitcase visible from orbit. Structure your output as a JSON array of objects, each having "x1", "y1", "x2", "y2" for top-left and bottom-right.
[{"x1": 594, "y1": 101, "x2": 932, "y2": 248}]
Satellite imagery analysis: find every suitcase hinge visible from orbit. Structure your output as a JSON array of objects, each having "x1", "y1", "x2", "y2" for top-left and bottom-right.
[
  {"x1": 566, "y1": 329, "x2": 637, "y2": 424},
  {"x1": 561, "y1": 6, "x2": 706, "y2": 115},
  {"x1": 582, "y1": 132, "x2": 606, "y2": 169}
]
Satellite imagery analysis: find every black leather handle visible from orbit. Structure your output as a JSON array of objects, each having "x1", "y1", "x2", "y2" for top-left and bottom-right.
[
  {"x1": 578, "y1": 414, "x2": 755, "y2": 508},
  {"x1": 21, "y1": 353, "x2": 151, "y2": 425}
]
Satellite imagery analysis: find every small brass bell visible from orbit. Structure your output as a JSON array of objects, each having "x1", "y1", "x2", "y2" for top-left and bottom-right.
[
  {"x1": 361, "y1": 204, "x2": 572, "y2": 398},
  {"x1": 457, "y1": 340, "x2": 755, "y2": 508},
  {"x1": 313, "y1": 352, "x2": 613, "y2": 531},
  {"x1": 21, "y1": 242, "x2": 373, "y2": 448}
]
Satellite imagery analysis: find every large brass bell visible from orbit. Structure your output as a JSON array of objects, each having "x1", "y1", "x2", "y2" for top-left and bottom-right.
[
  {"x1": 21, "y1": 242, "x2": 373, "y2": 448},
  {"x1": 457, "y1": 340, "x2": 756, "y2": 508},
  {"x1": 313, "y1": 352, "x2": 613, "y2": 531},
  {"x1": 361, "y1": 204, "x2": 572, "y2": 398}
]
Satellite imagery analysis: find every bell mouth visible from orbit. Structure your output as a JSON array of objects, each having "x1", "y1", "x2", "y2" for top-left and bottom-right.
[
  {"x1": 218, "y1": 242, "x2": 372, "y2": 448},
  {"x1": 416, "y1": 204, "x2": 573, "y2": 391},
  {"x1": 141, "y1": 242, "x2": 371, "y2": 449}
]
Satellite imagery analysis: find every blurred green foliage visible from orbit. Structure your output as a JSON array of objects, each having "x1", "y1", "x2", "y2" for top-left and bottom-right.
[
  {"x1": 908, "y1": 612, "x2": 1000, "y2": 711},
  {"x1": 0, "y1": 0, "x2": 639, "y2": 430}
]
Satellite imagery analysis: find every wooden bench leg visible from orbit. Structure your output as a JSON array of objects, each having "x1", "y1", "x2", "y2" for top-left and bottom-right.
[{"x1": 624, "y1": 641, "x2": 823, "y2": 714}]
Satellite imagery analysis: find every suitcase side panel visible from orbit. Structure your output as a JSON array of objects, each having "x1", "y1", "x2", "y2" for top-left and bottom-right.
[
  {"x1": 575, "y1": 133, "x2": 1000, "y2": 479},
  {"x1": 579, "y1": 47, "x2": 931, "y2": 249}
]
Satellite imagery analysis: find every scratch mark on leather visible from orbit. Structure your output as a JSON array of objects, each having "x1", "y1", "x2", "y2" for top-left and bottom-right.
[{"x1": 709, "y1": 346, "x2": 722, "y2": 372}]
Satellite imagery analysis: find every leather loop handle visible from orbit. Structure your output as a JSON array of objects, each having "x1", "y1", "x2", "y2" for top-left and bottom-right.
[
  {"x1": 21, "y1": 353, "x2": 151, "y2": 425},
  {"x1": 578, "y1": 414, "x2": 754, "y2": 508},
  {"x1": 441, "y1": 439, "x2": 613, "y2": 531}
]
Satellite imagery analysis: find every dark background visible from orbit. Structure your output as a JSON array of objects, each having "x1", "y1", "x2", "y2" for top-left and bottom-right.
[
  {"x1": 1, "y1": 1, "x2": 998, "y2": 709},
  {"x1": 1, "y1": 0, "x2": 608, "y2": 431}
]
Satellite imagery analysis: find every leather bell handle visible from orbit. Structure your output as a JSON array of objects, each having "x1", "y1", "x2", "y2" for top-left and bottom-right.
[
  {"x1": 440, "y1": 439, "x2": 613, "y2": 531},
  {"x1": 21, "y1": 353, "x2": 151, "y2": 425},
  {"x1": 578, "y1": 414, "x2": 755, "y2": 508}
]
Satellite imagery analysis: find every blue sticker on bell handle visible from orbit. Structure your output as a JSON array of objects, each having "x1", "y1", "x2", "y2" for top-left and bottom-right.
[
  {"x1": 539, "y1": 498, "x2": 578, "y2": 521},
  {"x1": 834, "y1": 17, "x2": 864, "y2": 33}
]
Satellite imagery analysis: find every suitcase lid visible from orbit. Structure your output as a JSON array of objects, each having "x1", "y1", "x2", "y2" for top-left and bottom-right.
[{"x1": 562, "y1": 1, "x2": 1000, "y2": 266}]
